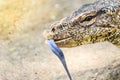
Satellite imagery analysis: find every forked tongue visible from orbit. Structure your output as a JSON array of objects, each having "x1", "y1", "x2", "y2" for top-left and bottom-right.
[{"x1": 47, "y1": 39, "x2": 72, "y2": 80}]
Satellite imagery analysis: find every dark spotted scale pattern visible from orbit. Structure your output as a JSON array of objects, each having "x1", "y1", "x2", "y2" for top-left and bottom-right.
[{"x1": 43, "y1": 0, "x2": 120, "y2": 48}]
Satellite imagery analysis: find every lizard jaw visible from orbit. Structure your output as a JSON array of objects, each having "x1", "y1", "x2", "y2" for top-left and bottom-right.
[
  {"x1": 43, "y1": 30, "x2": 74, "y2": 47},
  {"x1": 43, "y1": 29, "x2": 72, "y2": 42},
  {"x1": 54, "y1": 37, "x2": 72, "y2": 43}
]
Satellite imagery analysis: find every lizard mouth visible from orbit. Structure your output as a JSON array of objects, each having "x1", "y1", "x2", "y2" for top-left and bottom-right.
[
  {"x1": 54, "y1": 37, "x2": 72, "y2": 43},
  {"x1": 43, "y1": 30, "x2": 73, "y2": 46},
  {"x1": 54, "y1": 36, "x2": 78, "y2": 48}
]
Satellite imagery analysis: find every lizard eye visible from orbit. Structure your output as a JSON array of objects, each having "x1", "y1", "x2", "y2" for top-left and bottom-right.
[
  {"x1": 80, "y1": 16, "x2": 94, "y2": 23},
  {"x1": 84, "y1": 16, "x2": 93, "y2": 21}
]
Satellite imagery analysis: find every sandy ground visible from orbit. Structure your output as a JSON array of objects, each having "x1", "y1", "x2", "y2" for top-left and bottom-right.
[{"x1": 0, "y1": 0, "x2": 120, "y2": 80}]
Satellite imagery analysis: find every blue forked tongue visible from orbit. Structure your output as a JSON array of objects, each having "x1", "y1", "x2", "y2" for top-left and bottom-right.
[{"x1": 47, "y1": 39, "x2": 72, "y2": 80}]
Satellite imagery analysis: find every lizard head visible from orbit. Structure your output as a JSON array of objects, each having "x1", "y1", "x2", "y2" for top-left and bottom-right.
[{"x1": 43, "y1": 1, "x2": 120, "y2": 48}]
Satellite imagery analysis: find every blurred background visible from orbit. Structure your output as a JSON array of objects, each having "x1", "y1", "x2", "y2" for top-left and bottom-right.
[{"x1": 0, "y1": 0, "x2": 120, "y2": 80}]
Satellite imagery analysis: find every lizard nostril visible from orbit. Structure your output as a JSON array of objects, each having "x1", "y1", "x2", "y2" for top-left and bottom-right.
[{"x1": 51, "y1": 28, "x2": 55, "y2": 32}]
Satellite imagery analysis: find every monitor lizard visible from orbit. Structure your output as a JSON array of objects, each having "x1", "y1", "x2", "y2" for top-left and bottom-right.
[{"x1": 43, "y1": 0, "x2": 120, "y2": 48}]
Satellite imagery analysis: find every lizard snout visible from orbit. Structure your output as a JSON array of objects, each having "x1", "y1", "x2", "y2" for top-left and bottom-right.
[{"x1": 43, "y1": 30, "x2": 55, "y2": 39}]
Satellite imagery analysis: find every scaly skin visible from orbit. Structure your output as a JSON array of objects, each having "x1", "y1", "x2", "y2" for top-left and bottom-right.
[{"x1": 43, "y1": 0, "x2": 120, "y2": 48}]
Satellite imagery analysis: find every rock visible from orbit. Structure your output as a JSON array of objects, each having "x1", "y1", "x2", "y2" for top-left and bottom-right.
[{"x1": 73, "y1": 59, "x2": 120, "y2": 80}]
